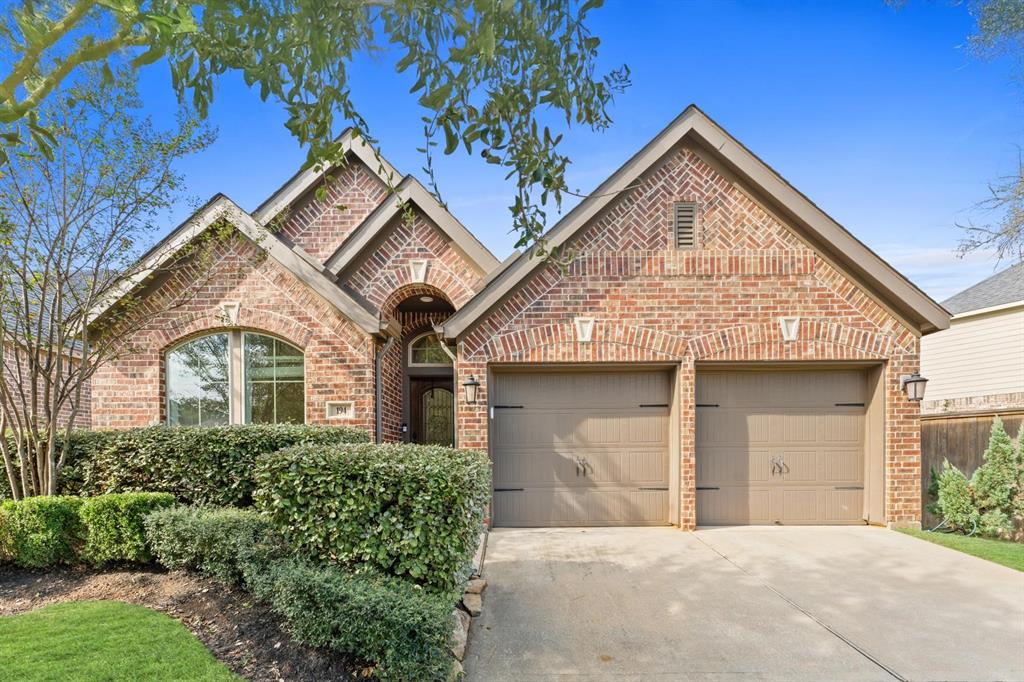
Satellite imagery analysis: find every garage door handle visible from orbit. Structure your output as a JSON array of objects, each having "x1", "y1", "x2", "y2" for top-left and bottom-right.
[{"x1": 697, "y1": 486, "x2": 719, "y2": 491}]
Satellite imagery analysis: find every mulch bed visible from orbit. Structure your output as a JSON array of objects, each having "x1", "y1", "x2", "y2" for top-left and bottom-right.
[{"x1": 0, "y1": 565, "x2": 367, "y2": 681}]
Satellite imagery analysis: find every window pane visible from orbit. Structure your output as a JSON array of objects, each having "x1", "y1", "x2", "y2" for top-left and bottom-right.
[
  {"x1": 275, "y1": 382, "x2": 304, "y2": 424},
  {"x1": 246, "y1": 381, "x2": 274, "y2": 424},
  {"x1": 410, "y1": 334, "x2": 453, "y2": 365},
  {"x1": 243, "y1": 333, "x2": 305, "y2": 424},
  {"x1": 167, "y1": 333, "x2": 229, "y2": 427}
]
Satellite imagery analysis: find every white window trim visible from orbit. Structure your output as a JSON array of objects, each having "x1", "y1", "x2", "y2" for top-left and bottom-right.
[
  {"x1": 166, "y1": 330, "x2": 306, "y2": 425},
  {"x1": 407, "y1": 331, "x2": 455, "y2": 367}
]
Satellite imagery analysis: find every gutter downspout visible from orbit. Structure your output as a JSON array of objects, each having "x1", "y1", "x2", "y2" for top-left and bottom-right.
[{"x1": 375, "y1": 337, "x2": 396, "y2": 444}]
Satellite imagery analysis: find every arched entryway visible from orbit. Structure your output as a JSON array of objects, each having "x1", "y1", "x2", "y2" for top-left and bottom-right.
[{"x1": 386, "y1": 289, "x2": 457, "y2": 445}]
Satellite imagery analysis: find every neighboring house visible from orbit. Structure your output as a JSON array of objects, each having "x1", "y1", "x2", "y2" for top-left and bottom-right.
[
  {"x1": 89, "y1": 106, "x2": 950, "y2": 530},
  {"x1": 921, "y1": 263, "x2": 1024, "y2": 416}
]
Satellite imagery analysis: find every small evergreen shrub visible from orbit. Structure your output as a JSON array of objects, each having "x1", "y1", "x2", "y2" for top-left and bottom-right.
[
  {"x1": 936, "y1": 460, "x2": 979, "y2": 532},
  {"x1": 79, "y1": 493, "x2": 176, "y2": 565},
  {"x1": 78, "y1": 424, "x2": 369, "y2": 506},
  {"x1": 936, "y1": 418, "x2": 1024, "y2": 538},
  {"x1": 255, "y1": 443, "x2": 490, "y2": 591},
  {"x1": 0, "y1": 496, "x2": 83, "y2": 568},
  {"x1": 145, "y1": 506, "x2": 284, "y2": 585},
  {"x1": 248, "y1": 558, "x2": 454, "y2": 681}
]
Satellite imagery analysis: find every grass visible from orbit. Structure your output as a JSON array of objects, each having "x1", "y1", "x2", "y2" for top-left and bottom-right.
[
  {"x1": 0, "y1": 601, "x2": 237, "y2": 681},
  {"x1": 897, "y1": 528, "x2": 1024, "y2": 572}
]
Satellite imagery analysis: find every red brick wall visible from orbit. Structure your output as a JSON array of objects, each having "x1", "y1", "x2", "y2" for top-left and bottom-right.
[
  {"x1": 2, "y1": 344, "x2": 91, "y2": 429},
  {"x1": 278, "y1": 160, "x2": 389, "y2": 261},
  {"x1": 91, "y1": 235, "x2": 375, "y2": 432},
  {"x1": 455, "y1": 147, "x2": 922, "y2": 528},
  {"x1": 343, "y1": 211, "x2": 481, "y2": 314}
]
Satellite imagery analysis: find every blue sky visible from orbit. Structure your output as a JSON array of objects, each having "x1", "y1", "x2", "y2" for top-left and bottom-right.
[{"x1": 136, "y1": 0, "x2": 1022, "y2": 302}]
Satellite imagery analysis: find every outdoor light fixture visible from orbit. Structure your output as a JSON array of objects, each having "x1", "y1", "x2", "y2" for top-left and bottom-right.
[
  {"x1": 419, "y1": 295, "x2": 434, "y2": 303},
  {"x1": 400, "y1": 422, "x2": 408, "y2": 434},
  {"x1": 462, "y1": 375, "x2": 481, "y2": 404},
  {"x1": 900, "y1": 372, "x2": 928, "y2": 402}
]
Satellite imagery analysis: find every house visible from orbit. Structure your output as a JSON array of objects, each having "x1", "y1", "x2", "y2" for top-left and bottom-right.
[
  {"x1": 89, "y1": 106, "x2": 950, "y2": 530},
  {"x1": 921, "y1": 262, "x2": 1024, "y2": 416}
]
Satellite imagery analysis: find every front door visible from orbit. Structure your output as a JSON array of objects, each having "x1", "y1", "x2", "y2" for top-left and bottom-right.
[{"x1": 410, "y1": 377, "x2": 454, "y2": 446}]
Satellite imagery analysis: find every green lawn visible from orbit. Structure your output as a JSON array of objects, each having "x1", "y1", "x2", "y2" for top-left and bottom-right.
[
  {"x1": 0, "y1": 601, "x2": 237, "y2": 681},
  {"x1": 898, "y1": 528, "x2": 1024, "y2": 572}
]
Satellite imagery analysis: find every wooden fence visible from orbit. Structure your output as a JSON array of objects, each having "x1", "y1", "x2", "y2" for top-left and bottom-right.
[{"x1": 920, "y1": 411, "x2": 1024, "y2": 528}]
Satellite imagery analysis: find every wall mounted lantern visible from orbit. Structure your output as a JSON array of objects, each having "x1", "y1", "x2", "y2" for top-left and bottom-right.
[
  {"x1": 900, "y1": 372, "x2": 928, "y2": 402},
  {"x1": 462, "y1": 375, "x2": 481, "y2": 404}
]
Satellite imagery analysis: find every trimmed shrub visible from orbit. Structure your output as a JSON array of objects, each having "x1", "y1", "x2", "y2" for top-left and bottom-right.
[
  {"x1": 79, "y1": 493, "x2": 176, "y2": 565},
  {"x1": 248, "y1": 558, "x2": 454, "y2": 681},
  {"x1": 145, "y1": 506, "x2": 284, "y2": 585},
  {"x1": 0, "y1": 496, "x2": 83, "y2": 568},
  {"x1": 78, "y1": 424, "x2": 369, "y2": 506},
  {"x1": 255, "y1": 443, "x2": 490, "y2": 591}
]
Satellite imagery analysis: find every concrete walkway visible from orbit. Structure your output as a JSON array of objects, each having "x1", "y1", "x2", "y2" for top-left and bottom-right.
[{"x1": 464, "y1": 526, "x2": 1024, "y2": 682}]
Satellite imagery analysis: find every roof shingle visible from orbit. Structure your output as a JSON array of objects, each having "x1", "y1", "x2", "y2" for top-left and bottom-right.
[{"x1": 942, "y1": 262, "x2": 1024, "y2": 314}]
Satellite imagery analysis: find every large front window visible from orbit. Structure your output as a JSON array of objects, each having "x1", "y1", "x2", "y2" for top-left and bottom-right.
[{"x1": 166, "y1": 331, "x2": 305, "y2": 426}]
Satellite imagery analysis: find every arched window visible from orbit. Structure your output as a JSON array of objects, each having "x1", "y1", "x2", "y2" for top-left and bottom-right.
[
  {"x1": 408, "y1": 332, "x2": 454, "y2": 367},
  {"x1": 166, "y1": 331, "x2": 305, "y2": 426}
]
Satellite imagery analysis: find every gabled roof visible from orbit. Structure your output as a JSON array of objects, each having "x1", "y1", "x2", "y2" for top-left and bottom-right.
[
  {"x1": 88, "y1": 195, "x2": 382, "y2": 334},
  {"x1": 443, "y1": 105, "x2": 951, "y2": 338},
  {"x1": 943, "y1": 262, "x2": 1024, "y2": 316},
  {"x1": 324, "y1": 175, "x2": 499, "y2": 277},
  {"x1": 252, "y1": 128, "x2": 401, "y2": 225}
]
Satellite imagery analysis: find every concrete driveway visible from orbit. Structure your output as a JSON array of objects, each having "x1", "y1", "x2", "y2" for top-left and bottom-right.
[{"x1": 464, "y1": 526, "x2": 1024, "y2": 681}]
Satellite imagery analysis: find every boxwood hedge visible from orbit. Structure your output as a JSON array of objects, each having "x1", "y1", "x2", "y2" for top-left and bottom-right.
[
  {"x1": 79, "y1": 492, "x2": 176, "y2": 565},
  {"x1": 0, "y1": 496, "x2": 84, "y2": 568},
  {"x1": 255, "y1": 443, "x2": 490, "y2": 591}
]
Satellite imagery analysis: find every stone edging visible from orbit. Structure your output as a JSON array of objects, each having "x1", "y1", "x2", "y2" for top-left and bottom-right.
[{"x1": 450, "y1": 530, "x2": 489, "y2": 678}]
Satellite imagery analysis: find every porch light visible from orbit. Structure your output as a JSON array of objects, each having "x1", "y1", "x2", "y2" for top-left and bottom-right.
[
  {"x1": 462, "y1": 375, "x2": 481, "y2": 404},
  {"x1": 900, "y1": 372, "x2": 928, "y2": 402}
]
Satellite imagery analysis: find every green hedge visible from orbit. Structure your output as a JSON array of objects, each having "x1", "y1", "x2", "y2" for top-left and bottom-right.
[
  {"x1": 1, "y1": 425, "x2": 369, "y2": 505},
  {"x1": 248, "y1": 558, "x2": 454, "y2": 681},
  {"x1": 145, "y1": 506, "x2": 284, "y2": 585},
  {"x1": 79, "y1": 493, "x2": 176, "y2": 565},
  {"x1": 255, "y1": 443, "x2": 490, "y2": 591},
  {"x1": 0, "y1": 496, "x2": 84, "y2": 568},
  {"x1": 78, "y1": 424, "x2": 369, "y2": 506}
]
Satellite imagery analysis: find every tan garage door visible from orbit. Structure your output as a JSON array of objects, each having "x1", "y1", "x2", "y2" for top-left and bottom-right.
[
  {"x1": 491, "y1": 370, "x2": 670, "y2": 527},
  {"x1": 696, "y1": 370, "x2": 866, "y2": 525}
]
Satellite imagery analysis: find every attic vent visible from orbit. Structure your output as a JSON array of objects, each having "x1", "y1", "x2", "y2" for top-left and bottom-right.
[{"x1": 673, "y1": 202, "x2": 697, "y2": 249}]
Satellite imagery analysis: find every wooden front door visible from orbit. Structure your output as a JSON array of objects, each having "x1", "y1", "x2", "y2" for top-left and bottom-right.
[{"x1": 410, "y1": 377, "x2": 454, "y2": 446}]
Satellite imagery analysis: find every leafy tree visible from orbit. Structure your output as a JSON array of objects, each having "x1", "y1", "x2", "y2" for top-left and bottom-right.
[
  {"x1": 0, "y1": 0, "x2": 630, "y2": 254},
  {"x1": 0, "y1": 67, "x2": 216, "y2": 498}
]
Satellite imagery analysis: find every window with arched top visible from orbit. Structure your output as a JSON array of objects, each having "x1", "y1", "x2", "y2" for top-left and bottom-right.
[
  {"x1": 408, "y1": 332, "x2": 454, "y2": 367},
  {"x1": 166, "y1": 331, "x2": 305, "y2": 426}
]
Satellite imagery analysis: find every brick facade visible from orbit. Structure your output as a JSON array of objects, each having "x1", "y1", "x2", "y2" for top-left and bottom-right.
[
  {"x1": 454, "y1": 148, "x2": 923, "y2": 528},
  {"x1": 90, "y1": 121, "x2": 938, "y2": 529}
]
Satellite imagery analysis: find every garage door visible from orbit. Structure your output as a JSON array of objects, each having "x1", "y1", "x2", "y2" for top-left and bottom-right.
[
  {"x1": 696, "y1": 370, "x2": 866, "y2": 525},
  {"x1": 491, "y1": 370, "x2": 670, "y2": 527}
]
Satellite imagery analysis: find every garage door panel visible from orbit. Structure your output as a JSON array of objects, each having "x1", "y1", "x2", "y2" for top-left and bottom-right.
[
  {"x1": 823, "y1": 449, "x2": 863, "y2": 482},
  {"x1": 492, "y1": 371, "x2": 670, "y2": 527},
  {"x1": 697, "y1": 370, "x2": 867, "y2": 526},
  {"x1": 696, "y1": 447, "x2": 771, "y2": 485},
  {"x1": 697, "y1": 487, "x2": 772, "y2": 524}
]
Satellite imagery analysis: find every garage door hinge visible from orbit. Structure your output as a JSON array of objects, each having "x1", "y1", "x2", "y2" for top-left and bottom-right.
[
  {"x1": 696, "y1": 486, "x2": 720, "y2": 491},
  {"x1": 639, "y1": 403, "x2": 669, "y2": 408},
  {"x1": 833, "y1": 486, "x2": 864, "y2": 490},
  {"x1": 494, "y1": 488, "x2": 524, "y2": 492},
  {"x1": 696, "y1": 403, "x2": 719, "y2": 408},
  {"x1": 834, "y1": 402, "x2": 865, "y2": 407}
]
